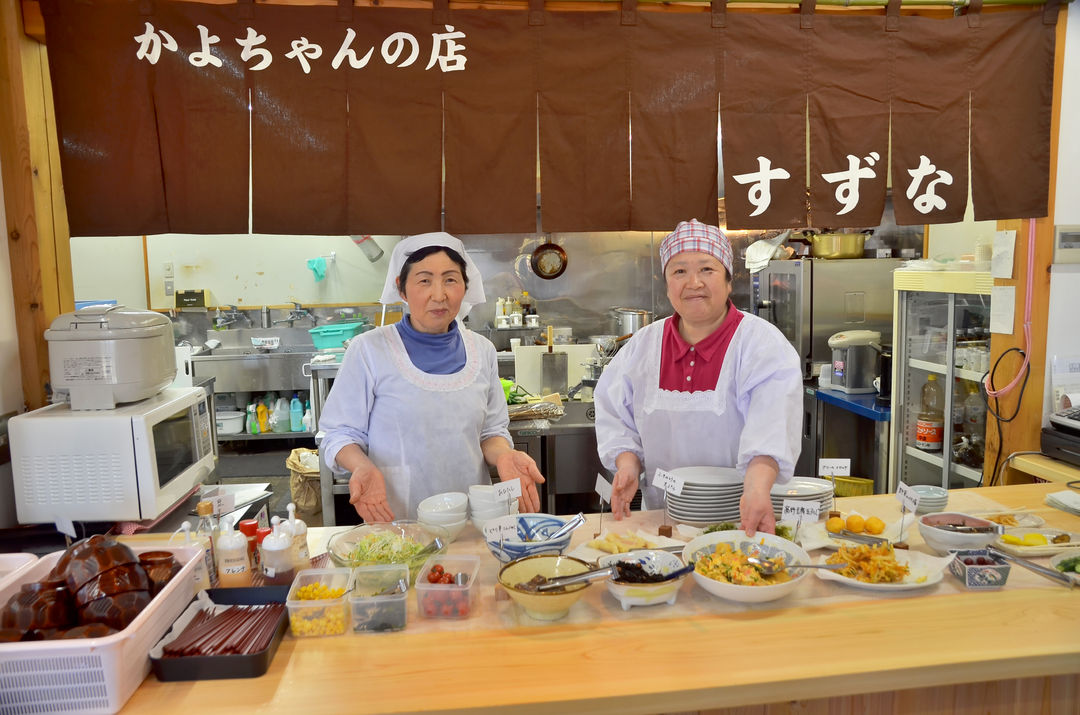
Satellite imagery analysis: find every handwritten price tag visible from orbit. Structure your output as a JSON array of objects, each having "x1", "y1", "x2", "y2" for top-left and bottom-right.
[
  {"x1": 494, "y1": 479, "x2": 522, "y2": 503},
  {"x1": 595, "y1": 474, "x2": 613, "y2": 504},
  {"x1": 483, "y1": 520, "x2": 518, "y2": 542},
  {"x1": 206, "y1": 494, "x2": 236, "y2": 516},
  {"x1": 781, "y1": 499, "x2": 820, "y2": 524},
  {"x1": 896, "y1": 482, "x2": 920, "y2": 514},
  {"x1": 818, "y1": 458, "x2": 851, "y2": 477},
  {"x1": 652, "y1": 469, "x2": 684, "y2": 496}
]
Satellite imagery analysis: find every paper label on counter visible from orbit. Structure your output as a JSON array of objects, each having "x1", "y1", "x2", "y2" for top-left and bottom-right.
[
  {"x1": 652, "y1": 469, "x2": 684, "y2": 496},
  {"x1": 494, "y1": 479, "x2": 522, "y2": 502},
  {"x1": 206, "y1": 494, "x2": 235, "y2": 515},
  {"x1": 818, "y1": 458, "x2": 851, "y2": 477},
  {"x1": 781, "y1": 500, "x2": 820, "y2": 524},
  {"x1": 896, "y1": 482, "x2": 920, "y2": 514},
  {"x1": 595, "y1": 474, "x2": 613, "y2": 504}
]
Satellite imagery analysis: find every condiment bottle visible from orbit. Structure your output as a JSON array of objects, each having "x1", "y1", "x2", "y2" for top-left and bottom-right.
[
  {"x1": 286, "y1": 502, "x2": 310, "y2": 570},
  {"x1": 915, "y1": 374, "x2": 944, "y2": 452},
  {"x1": 255, "y1": 526, "x2": 273, "y2": 568},
  {"x1": 171, "y1": 521, "x2": 211, "y2": 591},
  {"x1": 216, "y1": 516, "x2": 253, "y2": 588},
  {"x1": 195, "y1": 501, "x2": 219, "y2": 583},
  {"x1": 238, "y1": 518, "x2": 260, "y2": 570},
  {"x1": 260, "y1": 522, "x2": 295, "y2": 586}
]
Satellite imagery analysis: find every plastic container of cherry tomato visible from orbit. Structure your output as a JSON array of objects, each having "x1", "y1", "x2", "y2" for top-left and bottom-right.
[
  {"x1": 415, "y1": 555, "x2": 480, "y2": 620},
  {"x1": 349, "y1": 564, "x2": 409, "y2": 633}
]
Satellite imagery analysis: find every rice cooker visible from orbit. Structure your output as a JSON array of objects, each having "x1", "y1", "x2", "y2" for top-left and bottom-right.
[
  {"x1": 826, "y1": 330, "x2": 881, "y2": 394},
  {"x1": 45, "y1": 304, "x2": 177, "y2": 410}
]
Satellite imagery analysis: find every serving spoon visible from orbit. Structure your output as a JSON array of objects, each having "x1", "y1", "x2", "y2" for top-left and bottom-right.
[{"x1": 746, "y1": 556, "x2": 846, "y2": 576}]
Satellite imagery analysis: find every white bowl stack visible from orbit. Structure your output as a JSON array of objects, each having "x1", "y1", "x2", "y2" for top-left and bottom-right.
[
  {"x1": 469, "y1": 484, "x2": 519, "y2": 532},
  {"x1": 663, "y1": 467, "x2": 833, "y2": 527},
  {"x1": 912, "y1": 485, "x2": 949, "y2": 514},
  {"x1": 416, "y1": 492, "x2": 468, "y2": 542}
]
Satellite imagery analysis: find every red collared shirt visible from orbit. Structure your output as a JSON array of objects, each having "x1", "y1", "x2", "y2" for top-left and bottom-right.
[{"x1": 659, "y1": 303, "x2": 745, "y2": 392}]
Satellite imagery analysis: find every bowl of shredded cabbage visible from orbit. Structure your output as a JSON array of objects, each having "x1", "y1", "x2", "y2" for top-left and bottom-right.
[{"x1": 327, "y1": 520, "x2": 447, "y2": 584}]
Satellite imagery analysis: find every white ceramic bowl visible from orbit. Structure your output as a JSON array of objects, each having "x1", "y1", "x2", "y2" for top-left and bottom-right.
[
  {"x1": 918, "y1": 512, "x2": 999, "y2": 555},
  {"x1": 471, "y1": 502, "x2": 519, "y2": 520},
  {"x1": 597, "y1": 550, "x2": 689, "y2": 610},
  {"x1": 683, "y1": 530, "x2": 810, "y2": 603},
  {"x1": 419, "y1": 517, "x2": 467, "y2": 542},
  {"x1": 416, "y1": 508, "x2": 468, "y2": 526},
  {"x1": 418, "y1": 492, "x2": 468, "y2": 517},
  {"x1": 469, "y1": 484, "x2": 499, "y2": 504}
]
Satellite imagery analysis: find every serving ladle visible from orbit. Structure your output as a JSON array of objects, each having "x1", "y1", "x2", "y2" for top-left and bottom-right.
[
  {"x1": 534, "y1": 513, "x2": 585, "y2": 544},
  {"x1": 746, "y1": 556, "x2": 846, "y2": 576}
]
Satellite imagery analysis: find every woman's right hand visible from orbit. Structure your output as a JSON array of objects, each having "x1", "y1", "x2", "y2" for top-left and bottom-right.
[
  {"x1": 349, "y1": 464, "x2": 394, "y2": 523},
  {"x1": 611, "y1": 466, "x2": 640, "y2": 520}
]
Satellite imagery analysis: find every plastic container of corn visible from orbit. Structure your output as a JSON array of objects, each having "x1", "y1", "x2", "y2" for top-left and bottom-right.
[{"x1": 286, "y1": 568, "x2": 350, "y2": 637}]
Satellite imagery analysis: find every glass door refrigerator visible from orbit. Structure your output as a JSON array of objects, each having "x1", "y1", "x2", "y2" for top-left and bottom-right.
[{"x1": 889, "y1": 270, "x2": 993, "y2": 491}]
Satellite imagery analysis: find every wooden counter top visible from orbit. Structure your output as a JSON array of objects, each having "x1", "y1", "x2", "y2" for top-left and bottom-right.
[{"x1": 126, "y1": 483, "x2": 1080, "y2": 714}]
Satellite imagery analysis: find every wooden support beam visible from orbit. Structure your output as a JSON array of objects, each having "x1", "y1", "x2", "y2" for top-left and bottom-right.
[{"x1": 1, "y1": 0, "x2": 72, "y2": 409}]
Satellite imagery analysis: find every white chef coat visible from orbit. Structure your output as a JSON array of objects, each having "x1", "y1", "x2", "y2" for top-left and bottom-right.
[
  {"x1": 319, "y1": 324, "x2": 512, "y2": 518},
  {"x1": 594, "y1": 313, "x2": 802, "y2": 509}
]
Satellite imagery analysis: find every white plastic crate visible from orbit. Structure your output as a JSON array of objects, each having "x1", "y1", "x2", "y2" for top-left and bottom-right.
[
  {"x1": 0, "y1": 554, "x2": 38, "y2": 594},
  {"x1": 0, "y1": 545, "x2": 200, "y2": 714}
]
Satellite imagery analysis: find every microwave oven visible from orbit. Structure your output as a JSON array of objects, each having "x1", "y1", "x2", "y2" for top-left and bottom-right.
[{"x1": 10, "y1": 386, "x2": 216, "y2": 524}]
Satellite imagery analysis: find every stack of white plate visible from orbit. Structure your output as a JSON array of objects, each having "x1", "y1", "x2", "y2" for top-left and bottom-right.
[
  {"x1": 912, "y1": 484, "x2": 949, "y2": 514},
  {"x1": 663, "y1": 467, "x2": 833, "y2": 527}
]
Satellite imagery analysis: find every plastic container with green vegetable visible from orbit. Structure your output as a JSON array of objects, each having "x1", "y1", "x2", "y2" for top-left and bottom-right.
[{"x1": 327, "y1": 521, "x2": 447, "y2": 585}]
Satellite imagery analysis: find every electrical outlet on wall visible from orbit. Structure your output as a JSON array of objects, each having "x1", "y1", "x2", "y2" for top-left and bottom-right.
[
  {"x1": 165, "y1": 279, "x2": 174, "y2": 297},
  {"x1": 163, "y1": 262, "x2": 174, "y2": 278}
]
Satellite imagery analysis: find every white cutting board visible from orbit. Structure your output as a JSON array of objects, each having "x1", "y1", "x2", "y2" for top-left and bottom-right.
[{"x1": 512, "y1": 344, "x2": 599, "y2": 396}]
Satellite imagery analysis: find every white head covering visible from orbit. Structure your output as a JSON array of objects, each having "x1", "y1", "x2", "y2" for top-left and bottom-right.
[{"x1": 379, "y1": 232, "x2": 486, "y2": 319}]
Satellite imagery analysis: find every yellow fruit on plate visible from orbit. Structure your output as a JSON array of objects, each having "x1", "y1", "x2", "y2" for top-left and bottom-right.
[
  {"x1": 1001, "y1": 534, "x2": 1022, "y2": 545},
  {"x1": 826, "y1": 516, "x2": 845, "y2": 534},
  {"x1": 1021, "y1": 532, "x2": 1048, "y2": 546},
  {"x1": 864, "y1": 516, "x2": 886, "y2": 535},
  {"x1": 845, "y1": 514, "x2": 866, "y2": 534}
]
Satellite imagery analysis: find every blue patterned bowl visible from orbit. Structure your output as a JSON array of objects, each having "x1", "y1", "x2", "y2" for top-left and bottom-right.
[
  {"x1": 948, "y1": 549, "x2": 1010, "y2": 590},
  {"x1": 482, "y1": 514, "x2": 572, "y2": 563}
]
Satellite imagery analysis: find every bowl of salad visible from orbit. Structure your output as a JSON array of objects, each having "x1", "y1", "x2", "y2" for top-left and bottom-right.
[{"x1": 327, "y1": 520, "x2": 447, "y2": 585}]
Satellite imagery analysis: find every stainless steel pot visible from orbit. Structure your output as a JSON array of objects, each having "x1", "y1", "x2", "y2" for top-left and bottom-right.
[{"x1": 610, "y1": 307, "x2": 653, "y2": 336}]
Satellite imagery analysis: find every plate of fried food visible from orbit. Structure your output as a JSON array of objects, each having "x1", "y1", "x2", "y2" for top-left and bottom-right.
[
  {"x1": 813, "y1": 542, "x2": 955, "y2": 591},
  {"x1": 981, "y1": 512, "x2": 1045, "y2": 529}
]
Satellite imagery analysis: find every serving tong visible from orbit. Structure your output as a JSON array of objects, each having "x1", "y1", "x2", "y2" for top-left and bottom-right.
[
  {"x1": 934, "y1": 523, "x2": 1004, "y2": 535},
  {"x1": 986, "y1": 546, "x2": 1075, "y2": 589},
  {"x1": 831, "y1": 530, "x2": 888, "y2": 546}
]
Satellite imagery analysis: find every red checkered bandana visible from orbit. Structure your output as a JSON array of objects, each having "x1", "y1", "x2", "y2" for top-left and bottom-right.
[{"x1": 659, "y1": 219, "x2": 733, "y2": 275}]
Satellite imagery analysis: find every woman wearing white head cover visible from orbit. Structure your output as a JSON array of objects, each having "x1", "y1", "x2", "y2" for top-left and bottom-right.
[
  {"x1": 319, "y1": 232, "x2": 545, "y2": 522},
  {"x1": 593, "y1": 219, "x2": 802, "y2": 536}
]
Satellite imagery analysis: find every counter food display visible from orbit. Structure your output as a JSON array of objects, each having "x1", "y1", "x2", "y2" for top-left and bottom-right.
[{"x1": 113, "y1": 482, "x2": 1078, "y2": 714}]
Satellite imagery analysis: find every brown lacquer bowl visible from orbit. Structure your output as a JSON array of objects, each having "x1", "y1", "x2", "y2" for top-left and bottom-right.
[
  {"x1": 0, "y1": 577, "x2": 76, "y2": 632},
  {"x1": 74, "y1": 562, "x2": 151, "y2": 607},
  {"x1": 138, "y1": 551, "x2": 181, "y2": 596},
  {"x1": 77, "y1": 590, "x2": 151, "y2": 631},
  {"x1": 51, "y1": 534, "x2": 138, "y2": 593}
]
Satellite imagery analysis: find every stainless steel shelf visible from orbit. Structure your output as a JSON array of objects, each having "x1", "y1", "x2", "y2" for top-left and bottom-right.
[
  {"x1": 908, "y1": 358, "x2": 985, "y2": 383},
  {"x1": 217, "y1": 431, "x2": 315, "y2": 442}
]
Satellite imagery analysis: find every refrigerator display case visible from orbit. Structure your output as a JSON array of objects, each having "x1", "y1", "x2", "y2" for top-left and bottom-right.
[{"x1": 889, "y1": 271, "x2": 993, "y2": 491}]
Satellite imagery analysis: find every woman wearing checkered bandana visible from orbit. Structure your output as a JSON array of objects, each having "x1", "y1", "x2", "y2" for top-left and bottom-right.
[{"x1": 594, "y1": 219, "x2": 802, "y2": 536}]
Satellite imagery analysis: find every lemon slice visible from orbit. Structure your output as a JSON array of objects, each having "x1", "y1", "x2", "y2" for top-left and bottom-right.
[
  {"x1": 1001, "y1": 533, "x2": 1022, "y2": 545},
  {"x1": 1021, "y1": 532, "x2": 1048, "y2": 546}
]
